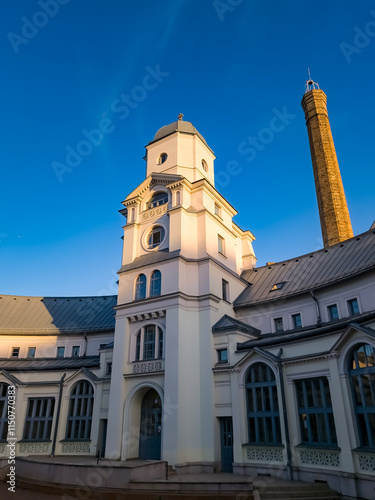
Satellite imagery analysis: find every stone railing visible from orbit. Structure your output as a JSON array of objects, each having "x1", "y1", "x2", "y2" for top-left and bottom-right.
[
  {"x1": 298, "y1": 446, "x2": 340, "y2": 468},
  {"x1": 61, "y1": 441, "x2": 90, "y2": 454},
  {"x1": 244, "y1": 445, "x2": 284, "y2": 463},
  {"x1": 133, "y1": 359, "x2": 164, "y2": 374},
  {"x1": 18, "y1": 442, "x2": 51, "y2": 455},
  {"x1": 142, "y1": 203, "x2": 168, "y2": 221}
]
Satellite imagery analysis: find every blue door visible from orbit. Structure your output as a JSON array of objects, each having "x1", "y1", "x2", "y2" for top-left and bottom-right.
[
  {"x1": 220, "y1": 417, "x2": 234, "y2": 472},
  {"x1": 139, "y1": 389, "x2": 162, "y2": 460}
]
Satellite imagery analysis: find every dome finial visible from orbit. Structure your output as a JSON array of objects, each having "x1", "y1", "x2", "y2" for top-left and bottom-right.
[
  {"x1": 305, "y1": 68, "x2": 319, "y2": 93},
  {"x1": 178, "y1": 113, "x2": 184, "y2": 121}
]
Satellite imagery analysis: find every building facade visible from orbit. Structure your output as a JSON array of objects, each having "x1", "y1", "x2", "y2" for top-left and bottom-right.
[{"x1": 0, "y1": 87, "x2": 374, "y2": 499}]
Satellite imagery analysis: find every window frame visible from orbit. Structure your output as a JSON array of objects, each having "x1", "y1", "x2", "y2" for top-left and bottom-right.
[
  {"x1": 147, "y1": 226, "x2": 165, "y2": 249},
  {"x1": 218, "y1": 235, "x2": 225, "y2": 256},
  {"x1": 348, "y1": 343, "x2": 375, "y2": 448},
  {"x1": 72, "y1": 346, "x2": 80, "y2": 357},
  {"x1": 157, "y1": 153, "x2": 168, "y2": 165},
  {"x1": 148, "y1": 192, "x2": 168, "y2": 209},
  {"x1": 217, "y1": 348, "x2": 228, "y2": 364},
  {"x1": 222, "y1": 279, "x2": 229, "y2": 302},
  {"x1": 11, "y1": 347, "x2": 20, "y2": 359},
  {"x1": 27, "y1": 347, "x2": 36, "y2": 359},
  {"x1": 347, "y1": 298, "x2": 360, "y2": 316},
  {"x1": 292, "y1": 313, "x2": 302, "y2": 330},
  {"x1": 274, "y1": 317, "x2": 284, "y2": 332},
  {"x1": 23, "y1": 397, "x2": 55, "y2": 442},
  {"x1": 295, "y1": 377, "x2": 337, "y2": 447},
  {"x1": 246, "y1": 363, "x2": 282, "y2": 445},
  {"x1": 65, "y1": 380, "x2": 94, "y2": 441},
  {"x1": 135, "y1": 273, "x2": 147, "y2": 300},
  {"x1": 57, "y1": 346, "x2": 65, "y2": 358},
  {"x1": 134, "y1": 325, "x2": 164, "y2": 362},
  {"x1": 150, "y1": 270, "x2": 162, "y2": 297},
  {"x1": 327, "y1": 304, "x2": 339, "y2": 321}
]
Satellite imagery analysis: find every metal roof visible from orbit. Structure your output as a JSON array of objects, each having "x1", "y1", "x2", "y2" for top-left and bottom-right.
[
  {"x1": 0, "y1": 356, "x2": 100, "y2": 371},
  {"x1": 150, "y1": 120, "x2": 207, "y2": 145},
  {"x1": 0, "y1": 295, "x2": 117, "y2": 333},
  {"x1": 118, "y1": 249, "x2": 180, "y2": 273},
  {"x1": 234, "y1": 229, "x2": 375, "y2": 308}
]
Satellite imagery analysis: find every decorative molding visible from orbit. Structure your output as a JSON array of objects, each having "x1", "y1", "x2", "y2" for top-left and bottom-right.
[
  {"x1": 245, "y1": 446, "x2": 283, "y2": 462},
  {"x1": 299, "y1": 448, "x2": 340, "y2": 467},
  {"x1": 61, "y1": 442, "x2": 90, "y2": 454},
  {"x1": 142, "y1": 204, "x2": 168, "y2": 221},
  {"x1": 19, "y1": 442, "x2": 50, "y2": 454},
  {"x1": 358, "y1": 453, "x2": 375, "y2": 471},
  {"x1": 133, "y1": 359, "x2": 164, "y2": 374},
  {"x1": 286, "y1": 370, "x2": 331, "y2": 384},
  {"x1": 129, "y1": 311, "x2": 165, "y2": 323}
]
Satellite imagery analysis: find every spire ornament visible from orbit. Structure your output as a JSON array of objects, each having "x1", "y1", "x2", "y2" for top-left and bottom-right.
[{"x1": 305, "y1": 68, "x2": 319, "y2": 93}]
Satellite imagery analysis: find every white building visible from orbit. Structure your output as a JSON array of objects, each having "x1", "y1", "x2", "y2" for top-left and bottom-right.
[{"x1": 0, "y1": 89, "x2": 374, "y2": 500}]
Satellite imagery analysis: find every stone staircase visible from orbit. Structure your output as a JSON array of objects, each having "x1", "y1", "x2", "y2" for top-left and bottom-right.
[{"x1": 255, "y1": 482, "x2": 341, "y2": 500}]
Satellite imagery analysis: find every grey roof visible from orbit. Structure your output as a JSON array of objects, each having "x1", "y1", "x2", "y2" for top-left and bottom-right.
[
  {"x1": 118, "y1": 249, "x2": 180, "y2": 273},
  {"x1": 0, "y1": 356, "x2": 100, "y2": 371},
  {"x1": 0, "y1": 295, "x2": 117, "y2": 333},
  {"x1": 150, "y1": 120, "x2": 207, "y2": 145},
  {"x1": 212, "y1": 315, "x2": 261, "y2": 336},
  {"x1": 234, "y1": 229, "x2": 375, "y2": 308}
]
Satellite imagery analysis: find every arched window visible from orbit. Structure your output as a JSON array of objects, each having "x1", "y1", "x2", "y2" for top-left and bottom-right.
[
  {"x1": 66, "y1": 381, "x2": 94, "y2": 441},
  {"x1": 135, "y1": 325, "x2": 164, "y2": 361},
  {"x1": 0, "y1": 383, "x2": 10, "y2": 440},
  {"x1": 148, "y1": 192, "x2": 168, "y2": 209},
  {"x1": 349, "y1": 343, "x2": 375, "y2": 447},
  {"x1": 157, "y1": 153, "x2": 168, "y2": 165},
  {"x1": 135, "y1": 274, "x2": 147, "y2": 300},
  {"x1": 150, "y1": 270, "x2": 161, "y2": 296},
  {"x1": 246, "y1": 363, "x2": 281, "y2": 445},
  {"x1": 147, "y1": 226, "x2": 165, "y2": 249},
  {"x1": 176, "y1": 191, "x2": 181, "y2": 205}
]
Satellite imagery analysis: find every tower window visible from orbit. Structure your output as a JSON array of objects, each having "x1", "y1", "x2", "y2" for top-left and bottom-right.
[
  {"x1": 158, "y1": 153, "x2": 168, "y2": 165},
  {"x1": 135, "y1": 274, "x2": 147, "y2": 300},
  {"x1": 218, "y1": 235, "x2": 225, "y2": 256},
  {"x1": 222, "y1": 279, "x2": 229, "y2": 302},
  {"x1": 214, "y1": 203, "x2": 221, "y2": 217},
  {"x1": 148, "y1": 192, "x2": 168, "y2": 209},
  {"x1": 150, "y1": 270, "x2": 161, "y2": 297},
  {"x1": 327, "y1": 304, "x2": 339, "y2": 321},
  {"x1": 147, "y1": 226, "x2": 165, "y2": 249},
  {"x1": 201, "y1": 159, "x2": 208, "y2": 171},
  {"x1": 135, "y1": 325, "x2": 164, "y2": 361}
]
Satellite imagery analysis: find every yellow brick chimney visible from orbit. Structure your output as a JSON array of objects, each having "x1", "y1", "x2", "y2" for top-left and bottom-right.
[{"x1": 301, "y1": 82, "x2": 353, "y2": 247}]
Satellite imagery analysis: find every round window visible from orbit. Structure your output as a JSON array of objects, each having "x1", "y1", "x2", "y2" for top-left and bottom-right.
[
  {"x1": 147, "y1": 225, "x2": 165, "y2": 249},
  {"x1": 158, "y1": 153, "x2": 168, "y2": 165},
  {"x1": 201, "y1": 159, "x2": 208, "y2": 171}
]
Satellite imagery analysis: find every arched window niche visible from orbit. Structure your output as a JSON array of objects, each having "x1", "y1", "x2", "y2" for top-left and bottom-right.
[
  {"x1": 150, "y1": 270, "x2": 161, "y2": 297},
  {"x1": 148, "y1": 192, "x2": 168, "y2": 210},
  {"x1": 65, "y1": 380, "x2": 94, "y2": 441}
]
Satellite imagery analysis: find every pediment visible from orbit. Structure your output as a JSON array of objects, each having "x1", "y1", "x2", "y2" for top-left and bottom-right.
[
  {"x1": 331, "y1": 322, "x2": 375, "y2": 352},
  {"x1": 212, "y1": 314, "x2": 260, "y2": 337},
  {"x1": 123, "y1": 173, "x2": 183, "y2": 204}
]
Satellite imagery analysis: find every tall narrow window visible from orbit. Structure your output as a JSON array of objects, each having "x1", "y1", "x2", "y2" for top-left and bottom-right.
[
  {"x1": 327, "y1": 304, "x2": 339, "y2": 321},
  {"x1": 222, "y1": 279, "x2": 229, "y2": 302},
  {"x1": 135, "y1": 274, "x2": 147, "y2": 300},
  {"x1": 130, "y1": 208, "x2": 135, "y2": 222},
  {"x1": 0, "y1": 383, "x2": 10, "y2": 440},
  {"x1": 72, "y1": 346, "x2": 80, "y2": 357},
  {"x1": 57, "y1": 346, "x2": 65, "y2": 358},
  {"x1": 295, "y1": 377, "x2": 337, "y2": 446},
  {"x1": 150, "y1": 270, "x2": 161, "y2": 297},
  {"x1": 134, "y1": 325, "x2": 164, "y2": 362},
  {"x1": 27, "y1": 347, "x2": 36, "y2": 358},
  {"x1": 347, "y1": 298, "x2": 359, "y2": 316},
  {"x1": 218, "y1": 235, "x2": 225, "y2": 255},
  {"x1": 23, "y1": 398, "x2": 55, "y2": 441},
  {"x1": 215, "y1": 203, "x2": 221, "y2": 217},
  {"x1": 349, "y1": 343, "x2": 375, "y2": 447},
  {"x1": 246, "y1": 363, "x2": 281, "y2": 444},
  {"x1": 66, "y1": 381, "x2": 94, "y2": 441},
  {"x1": 176, "y1": 191, "x2": 181, "y2": 205}
]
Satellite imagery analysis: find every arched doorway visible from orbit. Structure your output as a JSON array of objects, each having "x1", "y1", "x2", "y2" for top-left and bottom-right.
[{"x1": 139, "y1": 388, "x2": 162, "y2": 460}]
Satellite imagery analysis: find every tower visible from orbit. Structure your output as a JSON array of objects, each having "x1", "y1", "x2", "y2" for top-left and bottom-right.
[
  {"x1": 106, "y1": 116, "x2": 256, "y2": 469},
  {"x1": 301, "y1": 77, "x2": 353, "y2": 247}
]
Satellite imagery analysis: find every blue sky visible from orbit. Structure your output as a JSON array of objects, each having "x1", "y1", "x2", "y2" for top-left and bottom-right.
[{"x1": 1, "y1": 0, "x2": 374, "y2": 296}]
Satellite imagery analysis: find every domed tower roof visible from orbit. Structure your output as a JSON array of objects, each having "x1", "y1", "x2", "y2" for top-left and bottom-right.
[{"x1": 149, "y1": 115, "x2": 207, "y2": 145}]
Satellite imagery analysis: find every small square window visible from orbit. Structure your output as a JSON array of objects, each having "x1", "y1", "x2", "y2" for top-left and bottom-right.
[
  {"x1": 214, "y1": 203, "x2": 221, "y2": 217},
  {"x1": 27, "y1": 347, "x2": 36, "y2": 359},
  {"x1": 217, "y1": 349, "x2": 228, "y2": 364},
  {"x1": 292, "y1": 313, "x2": 302, "y2": 329},
  {"x1": 11, "y1": 347, "x2": 20, "y2": 358},
  {"x1": 72, "y1": 346, "x2": 80, "y2": 357},
  {"x1": 218, "y1": 235, "x2": 225, "y2": 256},
  {"x1": 274, "y1": 318, "x2": 284, "y2": 332},
  {"x1": 222, "y1": 279, "x2": 229, "y2": 302},
  {"x1": 57, "y1": 346, "x2": 65, "y2": 358},
  {"x1": 327, "y1": 304, "x2": 339, "y2": 321},
  {"x1": 347, "y1": 298, "x2": 359, "y2": 316}
]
